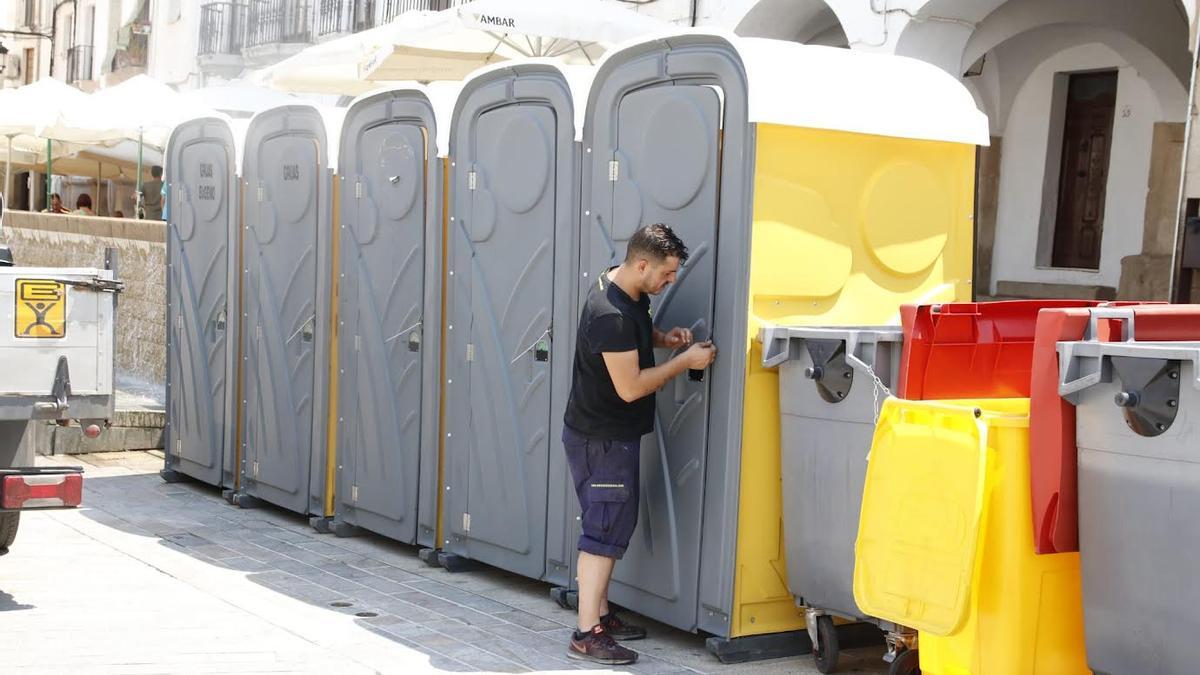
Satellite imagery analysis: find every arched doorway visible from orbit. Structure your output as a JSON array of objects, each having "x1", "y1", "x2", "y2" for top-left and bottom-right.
[{"x1": 894, "y1": 0, "x2": 1192, "y2": 299}]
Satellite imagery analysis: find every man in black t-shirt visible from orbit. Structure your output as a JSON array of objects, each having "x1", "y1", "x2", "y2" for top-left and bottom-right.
[{"x1": 562, "y1": 223, "x2": 717, "y2": 665}]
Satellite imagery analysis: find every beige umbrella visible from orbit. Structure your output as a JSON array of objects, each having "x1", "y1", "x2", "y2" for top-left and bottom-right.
[
  {"x1": 363, "y1": 0, "x2": 670, "y2": 81},
  {"x1": 252, "y1": 0, "x2": 668, "y2": 95}
]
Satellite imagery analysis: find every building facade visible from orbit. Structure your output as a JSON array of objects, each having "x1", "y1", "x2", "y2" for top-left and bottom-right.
[
  {"x1": 660, "y1": 0, "x2": 1198, "y2": 301},
  {"x1": 4, "y1": 0, "x2": 1198, "y2": 299}
]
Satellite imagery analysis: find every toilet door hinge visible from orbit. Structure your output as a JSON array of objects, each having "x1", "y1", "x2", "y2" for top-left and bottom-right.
[
  {"x1": 256, "y1": 186, "x2": 264, "y2": 203},
  {"x1": 354, "y1": 335, "x2": 361, "y2": 351},
  {"x1": 608, "y1": 160, "x2": 619, "y2": 182},
  {"x1": 468, "y1": 171, "x2": 477, "y2": 191},
  {"x1": 174, "y1": 439, "x2": 182, "y2": 456},
  {"x1": 355, "y1": 181, "x2": 363, "y2": 199},
  {"x1": 351, "y1": 485, "x2": 359, "y2": 503},
  {"x1": 466, "y1": 343, "x2": 475, "y2": 361},
  {"x1": 252, "y1": 461, "x2": 260, "y2": 478},
  {"x1": 462, "y1": 512, "x2": 471, "y2": 532}
]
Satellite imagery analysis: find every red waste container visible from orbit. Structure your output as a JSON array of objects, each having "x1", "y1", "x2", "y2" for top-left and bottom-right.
[
  {"x1": 897, "y1": 300, "x2": 1100, "y2": 400},
  {"x1": 1029, "y1": 304, "x2": 1200, "y2": 554}
]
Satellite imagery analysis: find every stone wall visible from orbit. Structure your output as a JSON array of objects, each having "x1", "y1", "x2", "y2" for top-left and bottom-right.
[{"x1": 0, "y1": 211, "x2": 166, "y2": 385}]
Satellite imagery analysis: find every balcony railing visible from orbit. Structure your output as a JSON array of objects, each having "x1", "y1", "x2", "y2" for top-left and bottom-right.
[
  {"x1": 382, "y1": 0, "x2": 461, "y2": 23},
  {"x1": 66, "y1": 45, "x2": 93, "y2": 83},
  {"x1": 199, "y1": 2, "x2": 248, "y2": 56},
  {"x1": 245, "y1": 0, "x2": 314, "y2": 49},
  {"x1": 317, "y1": 0, "x2": 378, "y2": 36}
]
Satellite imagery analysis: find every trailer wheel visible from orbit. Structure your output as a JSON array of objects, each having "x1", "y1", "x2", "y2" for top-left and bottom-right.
[{"x1": 0, "y1": 511, "x2": 20, "y2": 555}]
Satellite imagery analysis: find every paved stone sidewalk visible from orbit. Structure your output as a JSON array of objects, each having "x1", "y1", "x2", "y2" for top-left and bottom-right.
[{"x1": 1, "y1": 451, "x2": 889, "y2": 674}]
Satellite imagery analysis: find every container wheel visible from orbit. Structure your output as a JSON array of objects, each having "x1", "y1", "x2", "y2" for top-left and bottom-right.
[
  {"x1": 813, "y1": 614, "x2": 839, "y2": 673},
  {"x1": 888, "y1": 647, "x2": 919, "y2": 675},
  {"x1": 0, "y1": 511, "x2": 20, "y2": 555}
]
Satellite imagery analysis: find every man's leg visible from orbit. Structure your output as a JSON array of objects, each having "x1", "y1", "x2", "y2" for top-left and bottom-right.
[{"x1": 576, "y1": 550, "x2": 616, "y2": 632}]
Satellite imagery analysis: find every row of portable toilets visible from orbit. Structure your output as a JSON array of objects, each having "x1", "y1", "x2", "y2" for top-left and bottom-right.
[{"x1": 162, "y1": 30, "x2": 1197, "y2": 673}]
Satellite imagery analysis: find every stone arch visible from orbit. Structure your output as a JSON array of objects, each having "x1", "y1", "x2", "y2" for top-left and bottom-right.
[
  {"x1": 726, "y1": 0, "x2": 850, "y2": 46},
  {"x1": 982, "y1": 24, "x2": 1188, "y2": 134},
  {"x1": 895, "y1": 0, "x2": 1193, "y2": 82}
]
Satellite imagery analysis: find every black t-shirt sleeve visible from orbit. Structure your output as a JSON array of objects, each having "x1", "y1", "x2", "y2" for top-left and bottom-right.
[{"x1": 585, "y1": 313, "x2": 639, "y2": 354}]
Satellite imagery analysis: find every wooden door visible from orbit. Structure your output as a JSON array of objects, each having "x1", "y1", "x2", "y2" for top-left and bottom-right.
[{"x1": 1051, "y1": 71, "x2": 1118, "y2": 270}]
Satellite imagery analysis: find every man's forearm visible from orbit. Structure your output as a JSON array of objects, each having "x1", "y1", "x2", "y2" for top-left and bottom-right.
[{"x1": 629, "y1": 355, "x2": 690, "y2": 400}]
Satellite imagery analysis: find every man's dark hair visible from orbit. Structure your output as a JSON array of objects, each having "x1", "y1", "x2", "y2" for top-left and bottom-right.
[
  {"x1": 76, "y1": 193, "x2": 92, "y2": 209},
  {"x1": 625, "y1": 223, "x2": 688, "y2": 265},
  {"x1": 151, "y1": 165, "x2": 163, "y2": 178}
]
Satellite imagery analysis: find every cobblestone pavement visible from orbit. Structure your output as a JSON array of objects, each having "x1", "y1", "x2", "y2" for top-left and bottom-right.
[{"x1": 0, "y1": 451, "x2": 889, "y2": 674}]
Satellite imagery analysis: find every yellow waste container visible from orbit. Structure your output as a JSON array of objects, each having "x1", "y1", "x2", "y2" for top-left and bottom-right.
[{"x1": 854, "y1": 398, "x2": 1089, "y2": 675}]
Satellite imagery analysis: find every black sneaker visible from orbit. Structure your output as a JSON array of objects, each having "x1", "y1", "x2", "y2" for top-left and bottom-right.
[
  {"x1": 602, "y1": 611, "x2": 647, "y2": 641},
  {"x1": 567, "y1": 624, "x2": 639, "y2": 665}
]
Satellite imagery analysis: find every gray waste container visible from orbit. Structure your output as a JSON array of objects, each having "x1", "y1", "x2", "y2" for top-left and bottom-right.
[
  {"x1": 440, "y1": 63, "x2": 588, "y2": 581},
  {"x1": 239, "y1": 105, "x2": 343, "y2": 520},
  {"x1": 164, "y1": 116, "x2": 241, "y2": 489},
  {"x1": 1059, "y1": 310, "x2": 1200, "y2": 675},
  {"x1": 330, "y1": 86, "x2": 450, "y2": 547},
  {"x1": 759, "y1": 326, "x2": 914, "y2": 673}
]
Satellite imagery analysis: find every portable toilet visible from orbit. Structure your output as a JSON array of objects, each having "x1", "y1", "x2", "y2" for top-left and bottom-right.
[
  {"x1": 437, "y1": 62, "x2": 591, "y2": 580},
  {"x1": 163, "y1": 115, "x2": 243, "y2": 490},
  {"x1": 237, "y1": 105, "x2": 344, "y2": 526},
  {"x1": 552, "y1": 32, "x2": 986, "y2": 662},
  {"x1": 329, "y1": 83, "x2": 457, "y2": 547}
]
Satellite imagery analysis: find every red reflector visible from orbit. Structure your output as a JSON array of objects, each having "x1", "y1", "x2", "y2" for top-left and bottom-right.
[{"x1": 1, "y1": 473, "x2": 83, "y2": 509}]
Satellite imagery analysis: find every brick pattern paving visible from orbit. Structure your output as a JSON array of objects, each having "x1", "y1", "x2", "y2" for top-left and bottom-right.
[{"x1": 1, "y1": 451, "x2": 888, "y2": 674}]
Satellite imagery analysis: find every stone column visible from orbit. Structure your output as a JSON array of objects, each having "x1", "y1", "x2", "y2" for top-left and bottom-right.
[
  {"x1": 1118, "y1": 122, "x2": 1186, "y2": 300},
  {"x1": 974, "y1": 137, "x2": 1003, "y2": 296}
]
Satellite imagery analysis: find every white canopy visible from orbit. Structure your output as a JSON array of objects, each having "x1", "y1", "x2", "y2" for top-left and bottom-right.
[
  {"x1": 0, "y1": 83, "x2": 101, "y2": 202},
  {"x1": 176, "y1": 81, "x2": 312, "y2": 118},
  {"x1": 7, "y1": 78, "x2": 128, "y2": 144},
  {"x1": 253, "y1": 11, "x2": 448, "y2": 96},
  {"x1": 87, "y1": 75, "x2": 217, "y2": 150},
  {"x1": 362, "y1": 0, "x2": 669, "y2": 83},
  {"x1": 0, "y1": 79, "x2": 113, "y2": 142}
]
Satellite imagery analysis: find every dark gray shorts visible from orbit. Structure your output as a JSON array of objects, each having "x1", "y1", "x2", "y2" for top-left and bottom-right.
[{"x1": 563, "y1": 426, "x2": 641, "y2": 559}]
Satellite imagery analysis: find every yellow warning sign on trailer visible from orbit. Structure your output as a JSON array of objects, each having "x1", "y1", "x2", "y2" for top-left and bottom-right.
[{"x1": 15, "y1": 279, "x2": 66, "y2": 338}]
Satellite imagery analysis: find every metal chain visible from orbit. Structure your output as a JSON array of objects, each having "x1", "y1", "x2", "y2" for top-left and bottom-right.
[
  {"x1": 862, "y1": 361, "x2": 893, "y2": 425},
  {"x1": 510, "y1": 325, "x2": 553, "y2": 365}
]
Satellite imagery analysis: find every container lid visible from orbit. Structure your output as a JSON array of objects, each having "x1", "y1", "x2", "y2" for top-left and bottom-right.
[{"x1": 854, "y1": 397, "x2": 1029, "y2": 636}]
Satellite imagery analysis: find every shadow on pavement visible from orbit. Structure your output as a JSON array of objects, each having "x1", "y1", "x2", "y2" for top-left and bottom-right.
[
  {"x1": 0, "y1": 589, "x2": 35, "y2": 612},
  {"x1": 76, "y1": 469, "x2": 731, "y2": 674}
]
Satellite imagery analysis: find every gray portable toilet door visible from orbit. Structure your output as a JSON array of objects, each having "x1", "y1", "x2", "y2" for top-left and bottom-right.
[
  {"x1": 448, "y1": 103, "x2": 558, "y2": 579},
  {"x1": 603, "y1": 84, "x2": 722, "y2": 630},
  {"x1": 243, "y1": 131, "x2": 321, "y2": 514},
  {"x1": 337, "y1": 119, "x2": 428, "y2": 543},
  {"x1": 165, "y1": 122, "x2": 236, "y2": 488}
]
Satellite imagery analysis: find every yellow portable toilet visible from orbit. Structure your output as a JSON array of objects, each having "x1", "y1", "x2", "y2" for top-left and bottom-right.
[{"x1": 550, "y1": 32, "x2": 987, "y2": 662}]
